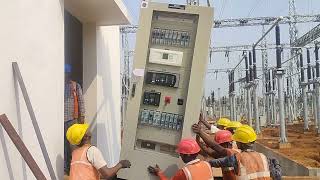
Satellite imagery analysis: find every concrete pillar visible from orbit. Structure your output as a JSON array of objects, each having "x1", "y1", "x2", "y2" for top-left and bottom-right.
[
  {"x1": 315, "y1": 83, "x2": 320, "y2": 129},
  {"x1": 317, "y1": 83, "x2": 320, "y2": 134},
  {"x1": 277, "y1": 71, "x2": 287, "y2": 143},
  {"x1": 253, "y1": 83, "x2": 261, "y2": 133},
  {"x1": 246, "y1": 87, "x2": 252, "y2": 127},
  {"x1": 265, "y1": 94, "x2": 270, "y2": 126},
  {"x1": 313, "y1": 90, "x2": 318, "y2": 128},
  {"x1": 302, "y1": 85, "x2": 309, "y2": 131},
  {"x1": 271, "y1": 93, "x2": 276, "y2": 124}
]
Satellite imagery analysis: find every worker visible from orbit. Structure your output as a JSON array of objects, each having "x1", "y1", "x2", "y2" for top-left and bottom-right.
[
  {"x1": 148, "y1": 138, "x2": 214, "y2": 180},
  {"x1": 64, "y1": 64, "x2": 86, "y2": 174},
  {"x1": 225, "y1": 121, "x2": 242, "y2": 134},
  {"x1": 66, "y1": 124, "x2": 131, "y2": 180},
  {"x1": 198, "y1": 113, "x2": 230, "y2": 133},
  {"x1": 208, "y1": 125, "x2": 281, "y2": 180},
  {"x1": 192, "y1": 124, "x2": 239, "y2": 180},
  {"x1": 216, "y1": 117, "x2": 231, "y2": 130}
]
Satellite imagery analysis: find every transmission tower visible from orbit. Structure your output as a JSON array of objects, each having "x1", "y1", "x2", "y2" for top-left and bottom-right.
[
  {"x1": 289, "y1": 0, "x2": 299, "y2": 121},
  {"x1": 261, "y1": 25, "x2": 270, "y2": 125}
]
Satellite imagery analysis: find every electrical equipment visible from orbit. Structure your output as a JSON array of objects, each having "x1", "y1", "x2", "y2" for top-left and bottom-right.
[
  {"x1": 149, "y1": 48, "x2": 183, "y2": 66},
  {"x1": 120, "y1": 2, "x2": 213, "y2": 179},
  {"x1": 145, "y1": 71, "x2": 179, "y2": 88},
  {"x1": 151, "y1": 28, "x2": 191, "y2": 47},
  {"x1": 143, "y1": 91, "x2": 161, "y2": 106},
  {"x1": 139, "y1": 110, "x2": 184, "y2": 130}
]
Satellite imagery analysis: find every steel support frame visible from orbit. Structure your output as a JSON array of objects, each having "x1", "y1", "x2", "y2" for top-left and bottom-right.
[
  {"x1": 277, "y1": 70, "x2": 288, "y2": 143},
  {"x1": 246, "y1": 84, "x2": 253, "y2": 127},
  {"x1": 253, "y1": 81, "x2": 261, "y2": 133},
  {"x1": 301, "y1": 84, "x2": 309, "y2": 131}
]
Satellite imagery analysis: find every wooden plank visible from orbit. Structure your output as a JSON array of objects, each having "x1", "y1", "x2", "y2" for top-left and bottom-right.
[
  {"x1": 12, "y1": 62, "x2": 57, "y2": 180},
  {"x1": 0, "y1": 114, "x2": 46, "y2": 180}
]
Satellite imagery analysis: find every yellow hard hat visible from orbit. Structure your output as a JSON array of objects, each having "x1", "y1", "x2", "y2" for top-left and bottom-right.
[
  {"x1": 217, "y1": 118, "x2": 231, "y2": 127},
  {"x1": 226, "y1": 121, "x2": 242, "y2": 129},
  {"x1": 232, "y1": 125, "x2": 257, "y2": 144},
  {"x1": 66, "y1": 124, "x2": 89, "y2": 145}
]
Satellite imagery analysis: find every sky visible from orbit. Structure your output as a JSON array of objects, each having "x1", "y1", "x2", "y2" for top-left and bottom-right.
[{"x1": 122, "y1": 0, "x2": 320, "y2": 97}]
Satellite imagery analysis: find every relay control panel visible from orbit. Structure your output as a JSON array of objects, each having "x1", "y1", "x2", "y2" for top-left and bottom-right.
[
  {"x1": 119, "y1": 2, "x2": 213, "y2": 179},
  {"x1": 145, "y1": 71, "x2": 179, "y2": 87}
]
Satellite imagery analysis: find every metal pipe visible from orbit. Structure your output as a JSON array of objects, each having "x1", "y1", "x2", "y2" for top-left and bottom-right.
[
  {"x1": 316, "y1": 83, "x2": 320, "y2": 131},
  {"x1": 313, "y1": 89, "x2": 318, "y2": 128},
  {"x1": 317, "y1": 83, "x2": 320, "y2": 134},
  {"x1": 271, "y1": 93, "x2": 276, "y2": 124},
  {"x1": 315, "y1": 44, "x2": 319, "y2": 77},
  {"x1": 277, "y1": 71, "x2": 287, "y2": 142},
  {"x1": 218, "y1": 88, "x2": 221, "y2": 118},
  {"x1": 253, "y1": 83, "x2": 260, "y2": 133},
  {"x1": 247, "y1": 87, "x2": 252, "y2": 127},
  {"x1": 265, "y1": 94, "x2": 270, "y2": 126},
  {"x1": 302, "y1": 85, "x2": 309, "y2": 130}
]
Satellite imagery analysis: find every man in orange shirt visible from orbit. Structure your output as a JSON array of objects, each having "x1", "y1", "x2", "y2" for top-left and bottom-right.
[
  {"x1": 148, "y1": 138, "x2": 214, "y2": 180},
  {"x1": 66, "y1": 124, "x2": 131, "y2": 180}
]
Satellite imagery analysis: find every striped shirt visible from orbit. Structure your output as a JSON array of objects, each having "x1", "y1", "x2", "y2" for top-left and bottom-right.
[{"x1": 64, "y1": 81, "x2": 85, "y2": 121}]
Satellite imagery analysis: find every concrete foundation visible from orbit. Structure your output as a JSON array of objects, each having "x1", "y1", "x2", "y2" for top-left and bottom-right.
[{"x1": 254, "y1": 143, "x2": 320, "y2": 176}]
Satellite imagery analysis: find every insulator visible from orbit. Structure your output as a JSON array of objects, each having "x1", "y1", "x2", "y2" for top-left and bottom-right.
[
  {"x1": 307, "y1": 49, "x2": 312, "y2": 80},
  {"x1": 315, "y1": 44, "x2": 319, "y2": 78},
  {"x1": 252, "y1": 48, "x2": 257, "y2": 79},
  {"x1": 249, "y1": 51, "x2": 253, "y2": 81},
  {"x1": 276, "y1": 25, "x2": 282, "y2": 68},
  {"x1": 300, "y1": 53, "x2": 305, "y2": 82},
  {"x1": 245, "y1": 54, "x2": 249, "y2": 83}
]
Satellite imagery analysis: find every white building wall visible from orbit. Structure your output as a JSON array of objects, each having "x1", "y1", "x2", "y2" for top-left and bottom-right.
[
  {"x1": 0, "y1": 0, "x2": 64, "y2": 179},
  {"x1": 96, "y1": 26, "x2": 122, "y2": 167},
  {"x1": 83, "y1": 25, "x2": 122, "y2": 167}
]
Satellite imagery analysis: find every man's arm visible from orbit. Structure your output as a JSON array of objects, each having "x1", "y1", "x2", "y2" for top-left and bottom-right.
[
  {"x1": 209, "y1": 155, "x2": 237, "y2": 168},
  {"x1": 149, "y1": 166, "x2": 187, "y2": 180},
  {"x1": 87, "y1": 146, "x2": 131, "y2": 179},
  {"x1": 157, "y1": 169, "x2": 187, "y2": 180},
  {"x1": 199, "y1": 113, "x2": 212, "y2": 130},
  {"x1": 196, "y1": 135, "x2": 220, "y2": 159},
  {"x1": 99, "y1": 160, "x2": 130, "y2": 179},
  {"x1": 192, "y1": 124, "x2": 227, "y2": 157}
]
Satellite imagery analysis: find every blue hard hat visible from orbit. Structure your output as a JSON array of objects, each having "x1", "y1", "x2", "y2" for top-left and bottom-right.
[{"x1": 65, "y1": 64, "x2": 72, "y2": 73}]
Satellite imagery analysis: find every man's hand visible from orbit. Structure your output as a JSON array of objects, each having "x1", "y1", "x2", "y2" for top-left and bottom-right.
[
  {"x1": 119, "y1": 160, "x2": 131, "y2": 168},
  {"x1": 78, "y1": 116, "x2": 85, "y2": 124},
  {"x1": 148, "y1": 164, "x2": 161, "y2": 175},
  {"x1": 192, "y1": 124, "x2": 202, "y2": 134}
]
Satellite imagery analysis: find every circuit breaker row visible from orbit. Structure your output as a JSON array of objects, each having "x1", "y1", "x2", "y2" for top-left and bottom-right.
[
  {"x1": 140, "y1": 109, "x2": 183, "y2": 131},
  {"x1": 151, "y1": 28, "x2": 191, "y2": 47}
]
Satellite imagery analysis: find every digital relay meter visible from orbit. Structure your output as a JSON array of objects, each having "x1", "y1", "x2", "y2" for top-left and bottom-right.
[{"x1": 119, "y1": 2, "x2": 213, "y2": 179}]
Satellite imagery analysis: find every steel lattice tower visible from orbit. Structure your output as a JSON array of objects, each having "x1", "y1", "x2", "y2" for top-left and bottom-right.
[{"x1": 289, "y1": 0, "x2": 299, "y2": 120}]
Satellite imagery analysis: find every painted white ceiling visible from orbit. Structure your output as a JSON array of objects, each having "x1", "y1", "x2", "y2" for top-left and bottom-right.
[{"x1": 65, "y1": 0, "x2": 132, "y2": 25}]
